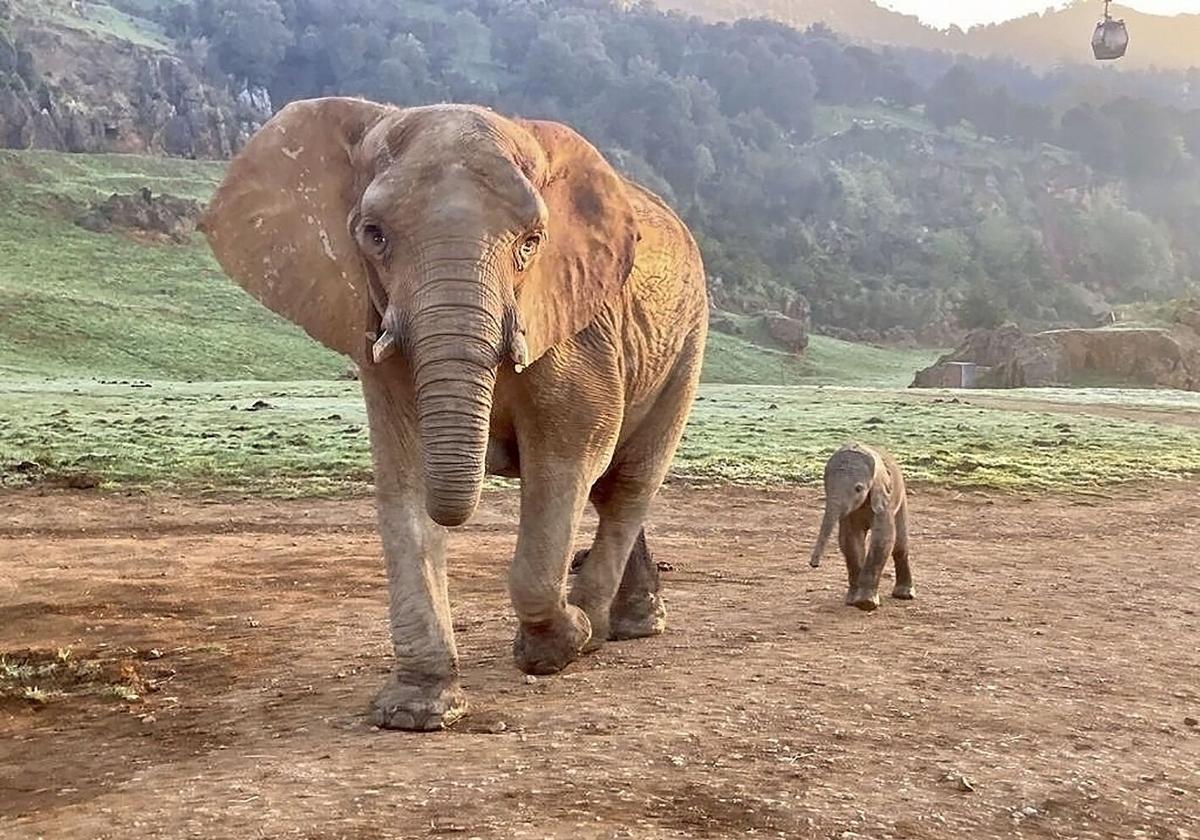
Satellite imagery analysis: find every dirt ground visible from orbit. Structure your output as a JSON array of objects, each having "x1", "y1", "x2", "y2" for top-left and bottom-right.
[{"x1": 1, "y1": 482, "x2": 1198, "y2": 840}]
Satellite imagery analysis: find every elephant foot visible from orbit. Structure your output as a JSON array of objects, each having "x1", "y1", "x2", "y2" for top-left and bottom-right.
[
  {"x1": 891, "y1": 582, "x2": 916, "y2": 600},
  {"x1": 370, "y1": 673, "x2": 467, "y2": 731},
  {"x1": 846, "y1": 588, "x2": 880, "y2": 612},
  {"x1": 513, "y1": 605, "x2": 592, "y2": 675},
  {"x1": 608, "y1": 591, "x2": 667, "y2": 641}
]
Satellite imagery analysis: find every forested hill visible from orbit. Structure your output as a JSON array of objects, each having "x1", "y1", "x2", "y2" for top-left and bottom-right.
[
  {"x1": 4, "y1": 0, "x2": 1200, "y2": 342},
  {"x1": 657, "y1": 1, "x2": 1200, "y2": 72}
]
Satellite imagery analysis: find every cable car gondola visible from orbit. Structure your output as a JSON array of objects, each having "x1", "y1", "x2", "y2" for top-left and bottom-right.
[{"x1": 1092, "y1": 0, "x2": 1129, "y2": 61}]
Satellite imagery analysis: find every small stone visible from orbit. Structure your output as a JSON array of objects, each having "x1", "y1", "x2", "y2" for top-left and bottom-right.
[
  {"x1": 487, "y1": 720, "x2": 508, "y2": 734},
  {"x1": 668, "y1": 755, "x2": 685, "y2": 767},
  {"x1": 147, "y1": 649, "x2": 163, "y2": 659},
  {"x1": 140, "y1": 714, "x2": 156, "y2": 724},
  {"x1": 523, "y1": 675, "x2": 537, "y2": 685},
  {"x1": 1184, "y1": 716, "x2": 1198, "y2": 727},
  {"x1": 1021, "y1": 806, "x2": 1038, "y2": 817}
]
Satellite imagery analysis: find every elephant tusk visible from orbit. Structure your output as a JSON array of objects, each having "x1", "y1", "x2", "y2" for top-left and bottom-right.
[
  {"x1": 372, "y1": 329, "x2": 397, "y2": 364},
  {"x1": 510, "y1": 330, "x2": 530, "y2": 374}
]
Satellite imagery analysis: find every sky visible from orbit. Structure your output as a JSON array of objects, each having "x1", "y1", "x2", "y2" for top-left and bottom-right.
[{"x1": 881, "y1": 1, "x2": 1200, "y2": 29}]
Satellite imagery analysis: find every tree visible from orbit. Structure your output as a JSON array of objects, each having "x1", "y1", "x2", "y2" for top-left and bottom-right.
[
  {"x1": 1060, "y1": 104, "x2": 1120, "y2": 171},
  {"x1": 148, "y1": 0, "x2": 1200, "y2": 337},
  {"x1": 200, "y1": 0, "x2": 292, "y2": 87},
  {"x1": 926, "y1": 64, "x2": 979, "y2": 131},
  {"x1": 957, "y1": 286, "x2": 1008, "y2": 330}
]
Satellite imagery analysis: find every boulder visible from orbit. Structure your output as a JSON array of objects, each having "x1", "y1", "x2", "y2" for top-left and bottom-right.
[
  {"x1": 762, "y1": 311, "x2": 810, "y2": 353},
  {"x1": 912, "y1": 317, "x2": 1200, "y2": 391}
]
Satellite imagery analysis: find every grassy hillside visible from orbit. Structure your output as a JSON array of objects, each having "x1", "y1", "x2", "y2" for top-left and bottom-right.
[
  {"x1": 0, "y1": 150, "x2": 348, "y2": 380},
  {"x1": 8, "y1": 0, "x2": 172, "y2": 51},
  {"x1": 704, "y1": 323, "x2": 938, "y2": 388},
  {"x1": 0, "y1": 148, "x2": 936, "y2": 386}
]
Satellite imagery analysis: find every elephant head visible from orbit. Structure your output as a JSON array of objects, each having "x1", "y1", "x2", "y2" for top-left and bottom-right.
[
  {"x1": 201, "y1": 98, "x2": 638, "y2": 527},
  {"x1": 809, "y1": 444, "x2": 890, "y2": 567}
]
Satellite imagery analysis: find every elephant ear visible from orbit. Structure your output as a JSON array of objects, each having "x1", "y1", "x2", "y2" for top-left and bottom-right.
[
  {"x1": 869, "y1": 451, "x2": 893, "y2": 516},
  {"x1": 200, "y1": 97, "x2": 391, "y2": 363},
  {"x1": 515, "y1": 119, "x2": 639, "y2": 363}
]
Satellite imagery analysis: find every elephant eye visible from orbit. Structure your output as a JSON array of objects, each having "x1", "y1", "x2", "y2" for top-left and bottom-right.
[
  {"x1": 516, "y1": 231, "x2": 544, "y2": 269},
  {"x1": 362, "y1": 223, "x2": 388, "y2": 252}
]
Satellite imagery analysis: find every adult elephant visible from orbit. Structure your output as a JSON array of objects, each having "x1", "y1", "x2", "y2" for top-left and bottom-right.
[{"x1": 201, "y1": 98, "x2": 708, "y2": 730}]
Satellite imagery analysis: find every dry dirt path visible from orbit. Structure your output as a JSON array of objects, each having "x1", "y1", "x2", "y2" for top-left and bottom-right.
[{"x1": 2, "y1": 484, "x2": 1198, "y2": 839}]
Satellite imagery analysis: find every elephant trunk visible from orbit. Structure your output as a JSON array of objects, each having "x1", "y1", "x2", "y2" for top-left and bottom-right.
[
  {"x1": 409, "y1": 272, "x2": 505, "y2": 528},
  {"x1": 810, "y1": 505, "x2": 839, "y2": 568}
]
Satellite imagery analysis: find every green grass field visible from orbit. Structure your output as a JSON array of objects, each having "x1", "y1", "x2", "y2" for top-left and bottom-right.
[
  {"x1": 2, "y1": 378, "x2": 1198, "y2": 496},
  {"x1": 2, "y1": 148, "x2": 1199, "y2": 497}
]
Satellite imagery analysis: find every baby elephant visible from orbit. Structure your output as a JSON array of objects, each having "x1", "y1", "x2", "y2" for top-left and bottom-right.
[{"x1": 810, "y1": 443, "x2": 914, "y2": 611}]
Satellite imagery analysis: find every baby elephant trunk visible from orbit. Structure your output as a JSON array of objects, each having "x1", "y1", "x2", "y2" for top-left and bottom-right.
[{"x1": 810, "y1": 506, "x2": 839, "y2": 568}]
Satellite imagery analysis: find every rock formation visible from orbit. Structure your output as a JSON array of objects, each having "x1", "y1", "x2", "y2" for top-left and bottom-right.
[
  {"x1": 0, "y1": 13, "x2": 266, "y2": 157},
  {"x1": 76, "y1": 188, "x2": 203, "y2": 243},
  {"x1": 913, "y1": 307, "x2": 1200, "y2": 391}
]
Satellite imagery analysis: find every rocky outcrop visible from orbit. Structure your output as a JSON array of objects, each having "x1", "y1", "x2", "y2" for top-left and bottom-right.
[
  {"x1": 708, "y1": 311, "x2": 742, "y2": 336},
  {"x1": 762, "y1": 311, "x2": 810, "y2": 352},
  {"x1": 707, "y1": 305, "x2": 811, "y2": 354},
  {"x1": 76, "y1": 188, "x2": 202, "y2": 243},
  {"x1": 913, "y1": 310, "x2": 1200, "y2": 391},
  {"x1": 0, "y1": 15, "x2": 266, "y2": 157},
  {"x1": 707, "y1": 280, "x2": 812, "y2": 354}
]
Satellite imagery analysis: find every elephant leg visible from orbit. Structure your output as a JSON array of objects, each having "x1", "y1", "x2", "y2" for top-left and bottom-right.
[
  {"x1": 891, "y1": 502, "x2": 915, "y2": 600},
  {"x1": 568, "y1": 477, "x2": 657, "y2": 647},
  {"x1": 839, "y1": 522, "x2": 867, "y2": 607},
  {"x1": 608, "y1": 528, "x2": 665, "y2": 641},
  {"x1": 361, "y1": 364, "x2": 465, "y2": 731},
  {"x1": 568, "y1": 528, "x2": 663, "y2": 641},
  {"x1": 850, "y1": 515, "x2": 895, "y2": 613},
  {"x1": 570, "y1": 345, "x2": 702, "y2": 644},
  {"x1": 509, "y1": 460, "x2": 596, "y2": 676}
]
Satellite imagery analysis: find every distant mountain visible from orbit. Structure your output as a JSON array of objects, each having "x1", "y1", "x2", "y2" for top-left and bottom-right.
[{"x1": 656, "y1": 0, "x2": 1200, "y2": 70}]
